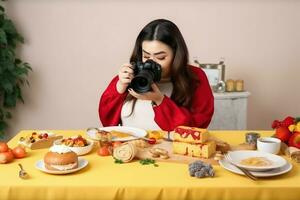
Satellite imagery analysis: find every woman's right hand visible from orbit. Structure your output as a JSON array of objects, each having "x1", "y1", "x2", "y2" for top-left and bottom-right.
[{"x1": 116, "y1": 63, "x2": 134, "y2": 94}]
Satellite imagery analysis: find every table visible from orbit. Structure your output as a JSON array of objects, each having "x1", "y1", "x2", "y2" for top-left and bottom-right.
[{"x1": 1, "y1": 130, "x2": 300, "y2": 200}]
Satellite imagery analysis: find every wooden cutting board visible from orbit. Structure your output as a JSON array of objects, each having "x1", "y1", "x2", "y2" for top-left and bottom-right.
[
  {"x1": 135, "y1": 138, "x2": 256, "y2": 165},
  {"x1": 135, "y1": 140, "x2": 218, "y2": 165}
]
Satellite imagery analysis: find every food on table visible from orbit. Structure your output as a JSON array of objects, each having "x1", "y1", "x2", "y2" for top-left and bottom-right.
[
  {"x1": 209, "y1": 136, "x2": 231, "y2": 153},
  {"x1": 271, "y1": 116, "x2": 300, "y2": 143},
  {"x1": 288, "y1": 132, "x2": 300, "y2": 149},
  {"x1": 44, "y1": 145, "x2": 78, "y2": 171},
  {"x1": 97, "y1": 146, "x2": 112, "y2": 156},
  {"x1": 188, "y1": 160, "x2": 214, "y2": 178},
  {"x1": 173, "y1": 141, "x2": 216, "y2": 158},
  {"x1": 0, "y1": 149, "x2": 14, "y2": 164},
  {"x1": 110, "y1": 130, "x2": 132, "y2": 138},
  {"x1": 112, "y1": 141, "x2": 122, "y2": 148},
  {"x1": 96, "y1": 130, "x2": 112, "y2": 147},
  {"x1": 239, "y1": 157, "x2": 272, "y2": 167},
  {"x1": 173, "y1": 126, "x2": 209, "y2": 144},
  {"x1": 96, "y1": 130, "x2": 131, "y2": 140},
  {"x1": 18, "y1": 131, "x2": 63, "y2": 150},
  {"x1": 113, "y1": 142, "x2": 137, "y2": 163},
  {"x1": 147, "y1": 137, "x2": 157, "y2": 145},
  {"x1": 172, "y1": 126, "x2": 216, "y2": 158},
  {"x1": 275, "y1": 126, "x2": 292, "y2": 143},
  {"x1": 12, "y1": 146, "x2": 26, "y2": 158},
  {"x1": 61, "y1": 135, "x2": 88, "y2": 147},
  {"x1": 0, "y1": 142, "x2": 9, "y2": 153},
  {"x1": 213, "y1": 152, "x2": 224, "y2": 161},
  {"x1": 139, "y1": 158, "x2": 158, "y2": 167},
  {"x1": 55, "y1": 136, "x2": 94, "y2": 156},
  {"x1": 129, "y1": 139, "x2": 150, "y2": 148},
  {"x1": 147, "y1": 130, "x2": 166, "y2": 140},
  {"x1": 149, "y1": 147, "x2": 169, "y2": 159}
]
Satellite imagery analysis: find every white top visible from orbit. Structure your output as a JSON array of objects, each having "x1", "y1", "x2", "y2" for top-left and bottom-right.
[
  {"x1": 50, "y1": 145, "x2": 72, "y2": 154},
  {"x1": 121, "y1": 81, "x2": 173, "y2": 130}
]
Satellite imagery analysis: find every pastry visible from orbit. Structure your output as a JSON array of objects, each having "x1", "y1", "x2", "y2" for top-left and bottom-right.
[
  {"x1": 19, "y1": 131, "x2": 63, "y2": 150},
  {"x1": 44, "y1": 145, "x2": 78, "y2": 171},
  {"x1": 113, "y1": 142, "x2": 137, "y2": 163}
]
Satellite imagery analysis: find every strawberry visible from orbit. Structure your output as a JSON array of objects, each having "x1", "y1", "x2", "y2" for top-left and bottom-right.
[
  {"x1": 288, "y1": 132, "x2": 300, "y2": 148},
  {"x1": 275, "y1": 126, "x2": 292, "y2": 143}
]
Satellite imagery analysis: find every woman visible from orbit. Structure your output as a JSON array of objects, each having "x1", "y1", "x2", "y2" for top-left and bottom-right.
[{"x1": 99, "y1": 19, "x2": 214, "y2": 131}]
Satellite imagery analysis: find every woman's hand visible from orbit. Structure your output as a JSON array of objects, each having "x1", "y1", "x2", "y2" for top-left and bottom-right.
[
  {"x1": 128, "y1": 83, "x2": 164, "y2": 106},
  {"x1": 116, "y1": 64, "x2": 134, "y2": 94}
]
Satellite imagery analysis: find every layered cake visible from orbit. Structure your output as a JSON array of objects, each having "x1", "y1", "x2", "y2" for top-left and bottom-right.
[
  {"x1": 173, "y1": 126, "x2": 209, "y2": 144},
  {"x1": 172, "y1": 126, "x2": 216, "y2": 158}
]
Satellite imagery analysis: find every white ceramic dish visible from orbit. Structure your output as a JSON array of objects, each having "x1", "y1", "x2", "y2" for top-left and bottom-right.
[
  {"x1": 53, "y1": 138, "x2": 94, "y2": 156},
  {"x1": 219, "y1": 159, "x2": 292, "y2": 177},
  {"x1": 35, "y1": 157, "x2": 88, "y2": 175},
  {"x1": 257, "y1": 137, "x2": 281, "y2": 154},
  {"x1": 86, "y1": 126, "x2": 147, "y2": 141},
  {"x1": 228, "y1": 150, "x2": 287, "y2": 171}
]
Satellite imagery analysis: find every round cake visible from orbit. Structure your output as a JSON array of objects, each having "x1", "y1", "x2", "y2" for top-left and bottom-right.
[{"x1": 44, "y1": 145, "x2": 78, "y2": 171}]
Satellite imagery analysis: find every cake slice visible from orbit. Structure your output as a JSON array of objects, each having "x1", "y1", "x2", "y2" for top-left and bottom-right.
[
  {"x1": 173, "y1": 126, "x2": 209, "y2": 144},
  {"x1": 172, "y1": 140, "x2": 216, "y2": 158}
]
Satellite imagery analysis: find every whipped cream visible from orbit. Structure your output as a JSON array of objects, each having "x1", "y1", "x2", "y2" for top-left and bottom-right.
[
  {"x1": 49, "y1": 145, "x2": 72, "y2": 154},
  {"x1": 50, "y1": 163, "x2": 77, "y2": 171}
]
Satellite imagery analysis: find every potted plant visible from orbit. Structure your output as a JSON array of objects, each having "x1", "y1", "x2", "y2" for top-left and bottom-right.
[{"x1": 0, "y1": 2, "x2": 32, "y2": 138}]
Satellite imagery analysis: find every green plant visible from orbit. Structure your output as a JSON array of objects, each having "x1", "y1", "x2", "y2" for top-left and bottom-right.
[{"x1": 0, "y1": 2, "x2": 32, "y2": 138}]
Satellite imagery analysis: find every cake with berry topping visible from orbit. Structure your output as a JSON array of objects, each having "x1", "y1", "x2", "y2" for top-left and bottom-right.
[
  {"x1": 173, "y1": 126, "x2": 209, "y2": 143},
  {"x1": 172, "y1": 126, "x2": 216, "y2": 158}
]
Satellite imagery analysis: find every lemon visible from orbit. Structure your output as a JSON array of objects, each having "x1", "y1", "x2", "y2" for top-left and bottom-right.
[
  {"x1": 295, "y1": 122, "x2": 300, "y2": 132},
  {"x1": 289, "y1": 124, "x2": 296, "y2": 132}
]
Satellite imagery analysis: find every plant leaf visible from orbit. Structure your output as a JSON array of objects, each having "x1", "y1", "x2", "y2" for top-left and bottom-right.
[{"x1": 0, "y1": 29, "x2": 7, "y2": 45}]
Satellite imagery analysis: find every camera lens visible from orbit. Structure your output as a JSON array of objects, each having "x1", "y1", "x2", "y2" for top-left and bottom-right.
[{"x1": 131, "y1": 70, "x2": 153, "y2": 93}]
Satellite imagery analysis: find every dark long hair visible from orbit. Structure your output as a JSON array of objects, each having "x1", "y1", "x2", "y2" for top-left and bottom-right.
[{"x1": 130, "y1": 19, "x2": 198, "y2": 108}]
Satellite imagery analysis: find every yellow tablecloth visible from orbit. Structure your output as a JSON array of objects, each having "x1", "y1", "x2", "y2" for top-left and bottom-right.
[{"x1": 1, "y1": 130, "x2": 300, "y2": 200}]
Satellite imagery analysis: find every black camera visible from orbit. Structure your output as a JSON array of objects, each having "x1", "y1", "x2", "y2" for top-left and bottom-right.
[{"x1": 130, "y1": 60, "x2": 162, "y2": 93}]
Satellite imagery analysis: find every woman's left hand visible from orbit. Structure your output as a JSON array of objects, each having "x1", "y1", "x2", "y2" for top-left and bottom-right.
[{"x1": 128, "y1": 83, "x2": 164, "y2": 105}]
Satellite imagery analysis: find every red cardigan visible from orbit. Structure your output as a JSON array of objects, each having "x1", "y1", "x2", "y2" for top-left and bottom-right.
[{"x1": 99, "y1": 66, "x2": 214, "y2": 131}]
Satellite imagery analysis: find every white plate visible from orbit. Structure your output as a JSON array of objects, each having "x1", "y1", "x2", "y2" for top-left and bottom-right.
[
  {"x1": 227, "y1": 150, "x2": 287, "y2": 171},
  {"x1": 86, "y1": 126, "x2": 147, "y2": 141},
  {"x1": 35, "y1": 158, "x2": 88, "y2": 175},
  {"x1": 219, "y1": 159, "x2": 292, "y2": 177}
]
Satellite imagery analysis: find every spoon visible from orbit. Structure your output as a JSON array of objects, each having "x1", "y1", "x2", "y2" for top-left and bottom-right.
[{"x1": 18, "y1": 163, "x2": 29, "y2": 179}]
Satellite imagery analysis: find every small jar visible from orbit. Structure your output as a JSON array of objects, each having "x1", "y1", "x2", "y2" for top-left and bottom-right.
[
  {"x1": 245, "y1": 132, "x2": 261, "y2": 146},
  {"x1": 235, "y1": 80, "x2": 244, "y2": 92},
  {"x1": 226, "y1": 79, "x2": 235, "y2": 92}
]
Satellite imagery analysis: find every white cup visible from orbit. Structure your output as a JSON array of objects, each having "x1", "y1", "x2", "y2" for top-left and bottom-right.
[{"x1": 257, "y1": 137, "x2": 281, "y2": 154}]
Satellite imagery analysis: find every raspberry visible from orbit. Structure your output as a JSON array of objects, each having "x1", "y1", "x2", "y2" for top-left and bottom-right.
[
  {"x1": 272, "y1": 120, "x2": 280, "y2": 129},
  {"x1": 282, "y1": 116, "x2": 295, "y2": 127}
]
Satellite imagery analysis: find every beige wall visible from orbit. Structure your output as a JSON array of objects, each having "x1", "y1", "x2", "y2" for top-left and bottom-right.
[{"x1": 3, "y1": 0, "x2": 300, "y2": 140}]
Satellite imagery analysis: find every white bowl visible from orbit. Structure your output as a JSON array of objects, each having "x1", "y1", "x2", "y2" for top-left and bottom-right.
[
  {"x1": 257, "y1": 137, "x2": 281, "y2": 154},
  {"x1": 53, "y1": 139, "x2": 94, "y2": 156}
]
